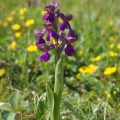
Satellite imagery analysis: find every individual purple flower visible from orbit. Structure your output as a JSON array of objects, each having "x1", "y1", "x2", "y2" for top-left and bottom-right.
[
  {"x1": 44, "y1": 22, "x2": 59, "y2": 41},
  {"x1": 44, "y1": 2, "x2": 59, "y2": 13},
  {"x1": 42, "y1": 13, "x2": 54, "y2": 22},
  {"x1": 59, "y1": 29, "x2": 78, "y2": 55},
  {"x1": 37, "y1": 43, "x2": 55, "y2": 51},
  {"x1": 65, "y1": 44, "x2": 76, "y2": 56},
  {"x1": 67, "y1": 29, "x2": 78, "y2": 43},
  {"x1": 60, "y1": 22, "x2": 71, "y2": 31},
  {"x1": 34, "y1": 29, "x2": 47, "y2": 37},
  {"x1": 56, "y1": 9, "x2": 72, "y2": 31},
  {"x1": 43, "y1": 2, "x2": 59, "y2": 22},
  {"x1": 35, "y1": 36, "x2": 45, "y2": 45},
  {"x1": 39, "y1": 51, "x2": 50, "y2": 62},
  {"x1": 46, "y1": 30, "x2": 59, "y2": 41}
]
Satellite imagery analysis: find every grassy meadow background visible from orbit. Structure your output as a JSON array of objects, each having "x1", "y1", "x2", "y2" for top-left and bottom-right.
[{"x1": 0, "y1": 0, "x2": 120, "y2": 119}]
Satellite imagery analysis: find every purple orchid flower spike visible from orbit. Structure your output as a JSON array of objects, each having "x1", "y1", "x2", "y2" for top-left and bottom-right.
[{"x1": 34, "y1": 2, "x2": 78, "y2": 62}]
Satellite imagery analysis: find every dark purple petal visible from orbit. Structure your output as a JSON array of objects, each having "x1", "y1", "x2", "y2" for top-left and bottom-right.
[
  {"x1": 34, "y1": 29, "x2": 47, "y2": 36},
  {"x1": 44, "y1": 3, "x2": 54, "y2": 13},
  {"x1": 51, "y1": 30, "x2": 59, "y2": 40},
  {"x1": 44, "y1": 22, "x2": 54, "y2": 30},
  {"x1": 60, "y1": 22, "x2": 71, "y2": 31},
  {"x1": 37, "y1": 43, "x2": 49, "y2": 51},
  {"x1": 67, "y1": 29, "x2": 78, "y2": 40},
  {"x1": 49, "y1": 44, "x2": 56, "y2": 50},
  {"x1": 64, "y1": 14, "x2": 73, "y2": 21},
  {"x1": 46, "y1": 32, "x2": 52, "y2": 41},
  {"x1": 36, "y1": 37, "x2": 45, "y2": 45},
  {"x1": 42, "y1": 13, "x2": 54, "y2": 22},
  {"x1": 39, "y1": 51, "x2": 50, "y2": 62},
  {"x1": 65, "y1": 44, "x2": 76, "y2": 56},
  {"x1": 67, "y1": 37, "x2": 77, "y2": 43}
]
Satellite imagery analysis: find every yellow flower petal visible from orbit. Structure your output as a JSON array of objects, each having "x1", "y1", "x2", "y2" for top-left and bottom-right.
[
  {"x1": 7, "y1": 16, "x2": 13, "y2": 22},
  {"x1": 27, "y1": 45, "x2": 37, "y2": 52},
  {"x1": 41, "y1": 10, "x2": 47, "y2": 15},
  {"x1": 0, "y1": 68, "x2": 5, "y2": 76},
  {"x1": 19, "y1": 8, "x2": 27, "y2": 15},
  {"x1": 109, "y1": 51, "x2": 117, "y2": 57},
  {"x1": 12, "y1": 24, "x2": 21, "y2": 30},
  {"x1": 10, "y1": 41, "x2": 16, "y2": 50},
  {"x1": 117, "y1": 44, "x2": 120, "y2": 49},
  {"x1": 15, "y1": 32, "x2": 21, "y2": 37},
  {"x1": 104, "y1": 67, "x2": 116, "y2": 75}
]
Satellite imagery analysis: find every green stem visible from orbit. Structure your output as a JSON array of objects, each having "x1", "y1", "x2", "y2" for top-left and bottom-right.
[{"x1": 54, "y1": 54, "x2": 63, "y2": 120}]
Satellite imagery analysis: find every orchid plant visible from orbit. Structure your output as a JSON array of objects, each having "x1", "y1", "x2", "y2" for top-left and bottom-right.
[{"x1": 33, "y1": 2, "x2": 78, "y2": 120}]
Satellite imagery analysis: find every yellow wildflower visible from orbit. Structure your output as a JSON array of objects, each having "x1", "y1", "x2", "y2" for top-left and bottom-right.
[
  {"x1": 117, "y1": 44, "x2": 120, "y2": 49},
  {"x1": 77, "y1": 50, "x2": 83, "y2": 57},
  {"x1": 109, "y1": 36, "x2": 114, "y2": 41},
  {"x1": 11, "y1": 11, "x2": 16, "y2": 15},
  {"x1": 12, "y1": 24, "x2": 21, "y2": 30},
  {"x1": 109, "y1": 43, "x2": 114, "y2": 49},
  {"x1": 79, "y1": 66, "x2": 87, "y2": 73},
  {"x1": 75, "y1": 73, "x2": 80, "y2": 80},
  {"x1": 3, "y1": 22, "x2": 8, "y2": 27},
  {"x1": 107, "y1": 93, "x2": 111, "y2": 98},
  {"x1": 25, "y1": 19, "x2": 35, "y2": 27},
  {"x1": 113, "y1": 91, "x2": 116, "y2": 95},
  {"x1": 15, "y1": 32, "x2": 21, "y2": 38},
  {"x1": 10, "y1": 41, "x2": 16, "y2": 50},
  {"x1": 41, "y1": 10, "x2": 47, "y2": 15},
  {"x1": 20, "y1": 16, "x2": 24, "y2": 20},
  {"x1": 27, "y1": 45, "x2": 37, "y2": 52},
  {"x1": 79, "y1": 64, "x2": 98, "y2": 74},
  {"x1": 108, "y1": 20, "x2": 114, "y2": 27},
  {"x1": 104, "y1": 67, "x2": 116, "y2": 75},
  {"x1": 86, "y1": 64, "x2": 99, "y2": 74},
  {"x1": 0, "y1": 68, "x2": 5, "y2": 76},
  {"x1": 116, "y1": 87, "x2": 119, "y2": 91},
  {"x1": 104, "y1": 91, "x2": 111, "y2": 98},
  {"x1": 66, "y1": 65, "x2": 70, "y2": 69},
  {"x1": 91, "y1": 56, "x2": 101, "y2": 62},
  {"x1": 19, "y1": 8, "x2": 27, "y2": 15},
  {"x1": 104, "y1": 91, "x2": 108, "y2": 95},
  {"x1": 109, "y1": 51, "x2": 117, "y2": 57},
  {"x1": 7, "y1": 16, "x2": 13, "y2": 22}
]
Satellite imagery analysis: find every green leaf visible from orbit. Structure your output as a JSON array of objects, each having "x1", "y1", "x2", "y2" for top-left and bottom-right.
[
  {"x1": 20, "y1": 100, "x2": 28, "y2": 108},
  {"x1": 34, "y1": 93, "x2": 48, "y2": 119},
  {"x1": 1, "y1": 111, "x2": 15, "y2": 120},
  {"x1": 46, "y1": 85, "x2": 54, "y2": 120},
  {"x1": 10, "y1": 91, "x2": 19, "y2": 110},
  {"x1": 84, "y1": 91, "x2": 95, "y2": 100},
  {"x1": 0, "y1": 103, "x2": 13, "y2": 111},
  {"x1": 54, "y1": 55, "x2": 64, "y2": 120}
]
